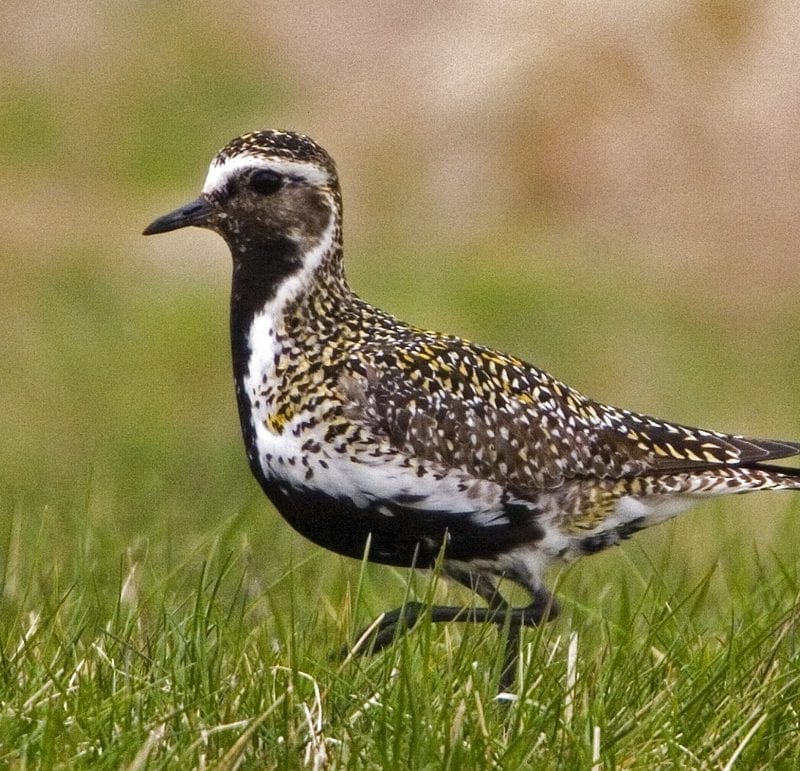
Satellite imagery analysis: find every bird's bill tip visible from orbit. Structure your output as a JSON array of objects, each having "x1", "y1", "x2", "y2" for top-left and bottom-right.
[{"x1": 142, "y1": 197, "x2": 215, "y2": 236}]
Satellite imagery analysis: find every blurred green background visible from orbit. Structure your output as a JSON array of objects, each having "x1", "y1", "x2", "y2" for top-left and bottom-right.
[{"x1": 2, "y1": 0, "x2": 800, "y2": 623}]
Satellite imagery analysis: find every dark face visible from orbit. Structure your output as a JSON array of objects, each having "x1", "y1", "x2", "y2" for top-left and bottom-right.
[
  {"x1": 144, "y1": 151, "x2": 338, "y2": 258},
  {"x1": 205, "y1": 164, "x2": 335, "y2": 256}
]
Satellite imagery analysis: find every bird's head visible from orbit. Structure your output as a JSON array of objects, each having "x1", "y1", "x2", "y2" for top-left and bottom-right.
[{"x1": 144, "y1": 130, "x2": 341, "y2": 262}]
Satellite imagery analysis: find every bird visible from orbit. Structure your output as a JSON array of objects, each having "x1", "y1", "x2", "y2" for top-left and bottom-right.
[{"x1": 144, "y1": 129, "x2": 800, "y2": 691}]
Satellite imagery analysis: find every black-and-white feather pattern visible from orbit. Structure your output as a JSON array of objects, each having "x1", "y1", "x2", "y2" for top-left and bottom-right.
[{"x1": 145, "y1": 130, "x2": 800, "y2": 687}]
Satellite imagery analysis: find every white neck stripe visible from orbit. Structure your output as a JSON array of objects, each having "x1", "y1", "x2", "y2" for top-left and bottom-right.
[{"x1": 255, "y1": 208, "x2": 336, "y2": 318}]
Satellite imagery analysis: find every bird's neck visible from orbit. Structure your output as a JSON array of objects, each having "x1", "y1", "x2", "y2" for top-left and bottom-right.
[
  {"x1": 228, "y1": 210, "x2": 348, "y2": 351},
  {"x1": 228, "y1": 222, "x2": 353, "y2": 461}
]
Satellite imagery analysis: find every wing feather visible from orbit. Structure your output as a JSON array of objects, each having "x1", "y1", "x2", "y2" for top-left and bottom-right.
[{"x1": 339, "y1": 338, "x2": 800, "y2": 492}]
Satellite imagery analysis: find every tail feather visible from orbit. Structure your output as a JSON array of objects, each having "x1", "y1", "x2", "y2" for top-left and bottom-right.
[
  {"x1": 666, "y1": 465, "x2": 800, "y2": 494},
  {"x1": 747, "y1": 461, "x2": 800, "y2": 478},
  {"x1": 735, "y1": 437, "x2": 800, "y2": 462}
]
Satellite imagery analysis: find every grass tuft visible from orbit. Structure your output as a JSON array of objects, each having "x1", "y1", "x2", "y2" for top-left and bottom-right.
[{"x1": 1, "y1": 505, "x2": 800, "y2": 767}]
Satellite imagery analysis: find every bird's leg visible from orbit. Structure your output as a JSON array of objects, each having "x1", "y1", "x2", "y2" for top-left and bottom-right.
[
  {"x1": 346, "y1": 568, "x2": 505, "y2": 656},
  {"x1": 345, "y1": 567, "x2": 559, "y2": 692},
  {"x1": 500, "y1": 624, "x2": 521, "y2": 693},
  {"x1": 345, "y1": 600, "x2": 428, "y2": 656},
  {"x1": 447, "y1": 570, "x2": 559, "y2": 692},
  {"x1": 448, "y1": 568, "x2": 519, "y2": 692},
  {"x1": 497, "y1": 587, "x2": 559, "y2": 692}
]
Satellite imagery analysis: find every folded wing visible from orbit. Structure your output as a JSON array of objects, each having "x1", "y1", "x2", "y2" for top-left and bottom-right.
[{"x1": 340, "y1": 338, "x2": 800, "y2": 493}]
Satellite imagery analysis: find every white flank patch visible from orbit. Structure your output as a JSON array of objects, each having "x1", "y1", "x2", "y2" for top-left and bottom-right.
[
  {"x1": 612, "y1": 493, "x2": 698, "y2": 527},
  {"x1": 202, "y1": 152, "x2": 331, "y2": 196}
]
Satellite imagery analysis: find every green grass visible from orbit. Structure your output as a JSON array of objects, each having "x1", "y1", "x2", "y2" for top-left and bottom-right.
[
  {"x1": 2, "y1": 499, "x2": 800, "y2": 768},
  {"x1": 2, "y1": 247, "x2": 800, "y2": 768}
]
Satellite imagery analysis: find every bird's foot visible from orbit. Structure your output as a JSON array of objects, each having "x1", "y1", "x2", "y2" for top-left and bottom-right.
[{"x1": 343, "y1": 601, "x2": 427, "y2": 658}]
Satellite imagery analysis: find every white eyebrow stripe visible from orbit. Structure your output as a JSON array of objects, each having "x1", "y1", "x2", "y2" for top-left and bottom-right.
[{"x1": 202, "y1": 153, "x2": 330, "y2": 194}]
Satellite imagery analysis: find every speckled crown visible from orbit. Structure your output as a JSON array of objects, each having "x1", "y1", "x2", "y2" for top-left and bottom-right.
[{"x1": 214, "y1": 130, "x2": 338, "y2": 181}]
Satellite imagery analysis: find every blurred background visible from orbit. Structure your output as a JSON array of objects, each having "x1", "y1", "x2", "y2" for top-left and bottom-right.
[{"x1": 2, "y1": 1, "x2": 800, "y2": 614}]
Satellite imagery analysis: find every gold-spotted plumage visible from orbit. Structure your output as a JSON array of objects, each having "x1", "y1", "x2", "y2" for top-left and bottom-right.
[{"x1": 144, "y1": 129, "x2": 800, "y2": 691}]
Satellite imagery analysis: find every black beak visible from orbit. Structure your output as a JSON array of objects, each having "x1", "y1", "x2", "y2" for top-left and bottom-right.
[{"x1": 142, "y1": 197, "x2": 216, "y2": 235}]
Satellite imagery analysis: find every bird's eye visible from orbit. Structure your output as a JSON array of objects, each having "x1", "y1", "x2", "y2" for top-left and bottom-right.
[{"x1": 250, "y1": 169, "x2": 283, "y2": 195}]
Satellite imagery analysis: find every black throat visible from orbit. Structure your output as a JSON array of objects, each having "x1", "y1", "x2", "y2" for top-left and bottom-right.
[{"x1": 228, "y1": 234, "x2": 303, "y2": 471}]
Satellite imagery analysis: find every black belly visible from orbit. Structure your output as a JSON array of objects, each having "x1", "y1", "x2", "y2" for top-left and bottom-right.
[{"x1": 258, "y1": 478, "x2": 546, "y2": 568}]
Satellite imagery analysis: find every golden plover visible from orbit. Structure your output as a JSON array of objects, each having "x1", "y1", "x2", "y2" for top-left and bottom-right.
[{"x1": 144, "y1": 130, "x2": 800, "y2": 690}]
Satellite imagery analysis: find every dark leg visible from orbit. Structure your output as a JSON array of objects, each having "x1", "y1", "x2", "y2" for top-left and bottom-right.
[
  {"x1": 499, "y1": 625, "x2": 520, "y2": 693},
  {"x1": 446, "y1": 567, "x2": 519, "y2": 691},
  {"x1": 443, "y1": 565, "x2": 508, "y2": 609},
  {"x1": 497, "y1": 587, "x2": 559, "y2": 692},
  {"x1": 448, "y1": 568, "x2": 520, "y2": 693},
  {"x1": 344, "y1": 569, "x2": 559, "y2": 692}
]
